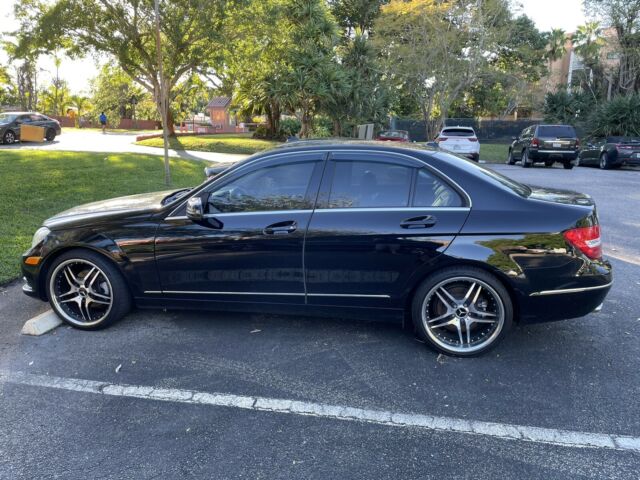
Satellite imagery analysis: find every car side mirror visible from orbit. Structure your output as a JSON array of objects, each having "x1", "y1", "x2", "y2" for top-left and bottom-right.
[
  {"x1": 186, "y1": 196, "x2": 204, "y2": 222},
  {"x1": 511, "y1": 136, "x2": 517, "y2": 141},
  {"x1": 587, "y1": 143, "x2": 594, "y2": 148}
]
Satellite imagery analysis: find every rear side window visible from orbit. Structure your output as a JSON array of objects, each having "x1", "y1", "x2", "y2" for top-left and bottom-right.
[
  {"x1": 328, "y1": 161, "x2": 413, "y2": 208},
  {"x1": 441, "y1": 128, "x2": 475, "y2": 137},
  {"x1": 537, "y1": 126, "x2": 576, "y2": 138},
  {"x1": 413, "y1": 169, "x2": 463, "y2": 207}
]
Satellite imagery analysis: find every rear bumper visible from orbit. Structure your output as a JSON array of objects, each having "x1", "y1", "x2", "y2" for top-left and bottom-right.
[
  {"x1": 613, "y1": 153, "x2": 640, "y2": 166},
  {"x1": 518, "y1": 268, "x2": 612, "y2": 323},
  {"x1": 528, "y1": 149, "x2": 579, "y2": 162}
]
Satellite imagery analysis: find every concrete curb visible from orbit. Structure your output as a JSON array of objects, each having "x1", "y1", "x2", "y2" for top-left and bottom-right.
[{"x1": 21, "y1": 310, "x2": 62, "y2": 336}]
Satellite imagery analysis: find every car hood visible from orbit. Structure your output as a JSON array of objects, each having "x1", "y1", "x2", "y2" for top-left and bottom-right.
[
  {"x1": 44, "y1": 190, "x2": 175, "y2": 228},
  {"x1": 528, "y1": 186, "x2": 595, "y2": 207}
]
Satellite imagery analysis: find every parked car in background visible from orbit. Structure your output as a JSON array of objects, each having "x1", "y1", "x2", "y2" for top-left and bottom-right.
[
  {"x1": 578, "y1": 136, "x2": 640, "y2": 169},
  {"x1": 435, "y1": 126, "x2": 480, "y2": 161},
  {"x1": 0, "y1": 111, "x2": 61, "y2": 144},
  {"x1": 377, "y1": 130, "x2": 410, "y2": 142},
  {"x1": 507, "y1": 124, "x2": 579, "y2": 169},
  {"x1": 21, "y1": 141, "x2": 611, "y2": 356}
]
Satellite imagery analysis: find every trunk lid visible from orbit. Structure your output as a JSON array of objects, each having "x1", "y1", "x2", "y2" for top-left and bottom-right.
[{"x1": 527, "y1": 186, "x2": 594, "y2": 207}]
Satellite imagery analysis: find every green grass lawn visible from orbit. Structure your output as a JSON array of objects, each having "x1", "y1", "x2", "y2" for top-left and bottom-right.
[
  {"x1": 480, "y1": 143, "x2": 509, "y2": 163},
  {"x1": 0, "y1": 150, "x2": 209, "y2": 284},
  {"x1": 136, "y1": 133, "x2": 280, "y2": 155}
]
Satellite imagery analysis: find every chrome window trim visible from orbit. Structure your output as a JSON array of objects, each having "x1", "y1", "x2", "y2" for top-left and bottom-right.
[
  {"x1": 529, "y1": 281, "x2": 613, "y2": 297},
  {"x1": 313, "y1": 207, "x2": 470, "y2": 213},
  {"x1": 166, "y1": 147, "x2": 473, "y2": 219},
  {"x1": 145, "y1": 290, "x2": 390, "y2": 299},
  {"x1": 165, "y1": 209, "x2": 314, "y2": 221}
]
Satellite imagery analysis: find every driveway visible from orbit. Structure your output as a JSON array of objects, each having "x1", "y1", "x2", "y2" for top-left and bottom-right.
[
  {"x1": 1, "y1": 163, "x2": 639, "y2": 479},
  {"x1": 0, "y1": 129, "x2": 247, "y2": 164}
]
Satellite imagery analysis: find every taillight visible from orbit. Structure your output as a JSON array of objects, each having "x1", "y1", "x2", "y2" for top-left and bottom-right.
[
  {"x1": 467, "y1": 137, "x2": 478, "y2": 142},
  {"x1": 531, "y1": 138, "x2": 540, "y2": 147},
  {"x1": 563, "y1": 225, "x2": 602, "y2": 259},
  {"x1": 437, "y1": 137, "x2": 448, "y2": 142},
  {"x1": 616, "y1": 144, "x2": 632, "y2": 150},
  {"x1": 575, "y1": 138, "x2": 580, "y2": 148}
]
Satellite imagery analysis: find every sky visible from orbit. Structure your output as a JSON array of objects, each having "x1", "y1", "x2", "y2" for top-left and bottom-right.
[{"x1": 1, "y1": 0, "x2": 588, "y2": 95}]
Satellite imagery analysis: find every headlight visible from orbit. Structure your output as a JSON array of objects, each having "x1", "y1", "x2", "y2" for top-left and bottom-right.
[{"x1": 31, "y1": 227, "x2": 50, "y2": 248}]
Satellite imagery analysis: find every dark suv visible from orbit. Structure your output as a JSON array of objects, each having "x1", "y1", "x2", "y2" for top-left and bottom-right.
[
  {"x1": 0, "y1": 111, "x2": 62, "y2": 144},
  {"x1": 507, "y1": 125, "x2": 580, "y2": 169}
]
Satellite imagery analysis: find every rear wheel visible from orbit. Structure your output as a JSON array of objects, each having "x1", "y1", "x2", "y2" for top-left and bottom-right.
[
  {"x1": 412, "y1": 267, "x2": 513, "y2": 356},
  {"x1": 563, "y1": 161, "x2": 574, "y2": 170},
  {"x1": 46, "y1": 249, "x2": 131, "y2": 330},
  {"x1": 521, "y1": 150, "x2": 531, "y2": 168},
  {"x1": 45, "y1": 128, "x2": 56, "y2": 142},
  {"x1": 599, "y1": 152, "x2": 611, "y2": 170},
  {"x1": 3, "y1": 130, "x2": 16, "y2": 144},
  {"x1": 544, "y1": 160, "x2": 554, "y2": 167}
]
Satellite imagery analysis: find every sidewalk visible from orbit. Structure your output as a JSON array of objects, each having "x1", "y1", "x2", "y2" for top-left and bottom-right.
[{"x1": 0, "y1": 130, "x2": 248, "y2": 164}]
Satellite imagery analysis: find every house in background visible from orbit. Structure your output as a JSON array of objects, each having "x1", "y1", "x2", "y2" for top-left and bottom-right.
[{"x1": 205, "y1": 96, "x2": 246, "y2": 133}]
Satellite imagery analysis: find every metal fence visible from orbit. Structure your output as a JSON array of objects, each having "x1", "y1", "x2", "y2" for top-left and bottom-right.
[{"x1": 391, "y1": 117, "x2": 546, "y2": 142}]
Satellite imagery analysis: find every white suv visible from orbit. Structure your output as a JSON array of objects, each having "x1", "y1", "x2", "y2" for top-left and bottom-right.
[{"x1": 435, "y1": 126, "x2": 480, "y2": 161}]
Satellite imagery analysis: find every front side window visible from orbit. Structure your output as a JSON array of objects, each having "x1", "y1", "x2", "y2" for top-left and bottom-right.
[
  {"x1": 413, "y1": 169, "x2": 463, "y2": 207},
  {"x1": 207, "y1": 162, "x2": 316, "y2": 213},
  {"x1": 328, "y1": 161, "x2": 413, "y2": 208}
]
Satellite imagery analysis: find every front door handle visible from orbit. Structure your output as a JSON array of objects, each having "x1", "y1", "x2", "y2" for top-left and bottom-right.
[
  {"x1": 400, "y1": 215, "x2": 437, "y2": 229},
  {"x1": 263, "y1": 220, "x2": 298, "y2": 235}
]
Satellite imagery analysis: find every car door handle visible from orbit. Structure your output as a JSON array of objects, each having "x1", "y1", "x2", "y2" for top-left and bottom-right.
[
  {"x1": 400, "y1": 215, "x2": 437, "y2": 229},
  {"x1": 263, "y1": 220, "x2": 298, "y2": 235}
]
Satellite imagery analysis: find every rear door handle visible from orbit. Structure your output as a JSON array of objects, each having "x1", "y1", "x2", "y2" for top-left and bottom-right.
[
  {"x1": 263, "y1": 220, "x2": 298, "y2": 235},
  {"x1": 400, "y1": 215, "x2": 437, "y2": 229}
]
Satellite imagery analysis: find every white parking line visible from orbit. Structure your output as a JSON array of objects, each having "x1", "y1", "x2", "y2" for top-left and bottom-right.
[{"x1": 1, "y1": 370, "x2": 639, "y2": 453}]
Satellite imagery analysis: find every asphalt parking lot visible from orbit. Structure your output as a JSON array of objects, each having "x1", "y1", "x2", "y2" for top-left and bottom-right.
[{"x1": 1, "y1": 163, "x2": 639, "y2": 479}]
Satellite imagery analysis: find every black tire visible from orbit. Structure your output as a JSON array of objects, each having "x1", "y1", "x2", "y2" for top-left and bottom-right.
[
  {"x1": 45, "y1": 128, "x2": 56, "y2": 142},
  {"x1": 411, "y1": 266, "x2": 513, "y2": 357},
  {"x1": 521, "y1": 149, "x2": 531, "y2": 168},
  {"x1": 3, "y1": 130, "x2": 16, "y2": 144},
  {"x1": 563, "y1": 161, "x2": 574, "y2": 170},
  {"x1": 544, "y1": 160, "x2": 554, "y2": 167},
  {"x1": 599, "y1": 152, "x2": 611, "y2": 170},
  {"x1": 506, "y1": 150, "x2": 515, "y2": 165},
  {"x1": 46, "y1": 249, "x2": 132, "y2": 330}
]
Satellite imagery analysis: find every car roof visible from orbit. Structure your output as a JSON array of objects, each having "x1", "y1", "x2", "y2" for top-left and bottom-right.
[
  {"x1": 275, "y1": 139, "x2": 429, "y2": 151},
  {"x1": 1, "y1": 111, "x2": 42, "y2": 115}
]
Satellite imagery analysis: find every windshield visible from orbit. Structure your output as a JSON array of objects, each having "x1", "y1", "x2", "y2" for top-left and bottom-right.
[
  {"x1": 0, "y1": 113, "x2": 18, "y2": 123},
  {"x1": 537, "y1": 126, "x2": 576, "y2": 138}
]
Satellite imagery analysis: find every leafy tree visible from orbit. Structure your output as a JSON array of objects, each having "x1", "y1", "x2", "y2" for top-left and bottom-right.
[
  {"x1": 374, "y1": 0, "x2": 516, "y2": 138},
  {"x1": 14, "y1": 0, "x2": 229, "y2": 135},
  {"x1": 329, "y1": 0, "x2": 386, "y2": 35},
  {"x1": 584, "y1": 0, "x2": 640, "y2": 95},
  {"x1": 0, "y1": 65, "x2": 19, "y2": 108}
]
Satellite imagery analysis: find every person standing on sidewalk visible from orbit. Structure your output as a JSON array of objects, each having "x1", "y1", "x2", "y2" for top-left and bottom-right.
[{"x1": 99, "y1": 112, "x2": 107, "y2": 134}]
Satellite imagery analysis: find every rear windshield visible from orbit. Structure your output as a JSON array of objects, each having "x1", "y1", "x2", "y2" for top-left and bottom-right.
[
  {"x1": 434, "y1": 152, "x2": 531, "y2": 198},
  {"x1": 607, "y1": 136, "x2": 640, "y2": 143},
  {"x1": 537, "y1": 126, "x2": 576, "y2": 138},
  {"x1": 379, "y1": 131, "x2": 408, "y2": 138},
  {"x1": 442, "y1": 128, "x2": 475, "y2": 137}
]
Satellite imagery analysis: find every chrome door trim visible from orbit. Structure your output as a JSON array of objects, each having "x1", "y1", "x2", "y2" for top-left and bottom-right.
[
  {"x1": 145, "y1": 290, "x2": 390, "y2": 298},
  {"x1": 529, "y1": 281, "x2": 613, "y2": 297}
]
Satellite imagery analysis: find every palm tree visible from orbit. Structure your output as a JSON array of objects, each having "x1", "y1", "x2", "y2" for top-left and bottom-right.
[
  {"x1": 70, "y1": 95, "x2": 91, "y2": 127},
  {"x1": 572, "y1": 22, "x2": 604, "y2": 70},
  {"x1": 545, "y1": 28, "x2": 568, "y2": 90}
]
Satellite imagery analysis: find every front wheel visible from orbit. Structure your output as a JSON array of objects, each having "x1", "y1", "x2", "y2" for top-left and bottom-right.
[
  {"x1": 412, "y1": 267, "x2": 513, "y2": 356},
  {"x1": 599, "y1": 153, "x2": 611, "y2": 170},
  {"x1": 46, "y1": 249, "x2": 132, "y2": 330},
  {"x1": 45, "y1": 128, "x2": 56, "y2": 142},
  {"x1": 544, "y1": 160, "x2": 554, "y2": 167},
  {"x1": 563, "y1": 161, "x2": 574, "y2": 170},
  {"x1": 506, "y1": 150, "x2": 515, "y2": 165}
]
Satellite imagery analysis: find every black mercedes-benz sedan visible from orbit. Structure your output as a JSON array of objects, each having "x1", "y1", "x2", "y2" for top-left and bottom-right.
[{"x1": 21, "y1": 142, "x2": 612, "y2": 356}]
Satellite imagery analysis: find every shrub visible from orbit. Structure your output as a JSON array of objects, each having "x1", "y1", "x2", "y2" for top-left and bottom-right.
[
  {"x1": 279, "y1": 118, "x2": 301, "y2": 137},
  {"x1": 252, "y1": 124, "x2": 269, "y2": 139},
  {"x1": 586, "y1": 94, "x2": 640, "y2": 137}
]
